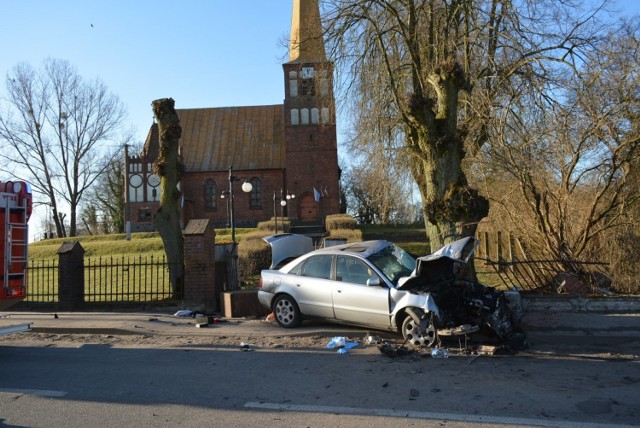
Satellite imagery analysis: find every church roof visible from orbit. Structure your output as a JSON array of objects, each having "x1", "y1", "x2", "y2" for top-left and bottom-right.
[{"x1": 144, "y1": 104, "x2": 286, "y2": 172}]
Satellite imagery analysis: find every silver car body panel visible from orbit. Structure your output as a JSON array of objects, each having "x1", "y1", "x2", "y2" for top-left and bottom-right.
[{"x1": 262, "y1": 233, "x2": 314, "y2": 269}]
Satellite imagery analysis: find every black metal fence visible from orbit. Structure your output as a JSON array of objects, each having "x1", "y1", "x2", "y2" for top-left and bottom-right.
[{"x1": 26, "y1": 255, "x2": 178, "y2": 303}]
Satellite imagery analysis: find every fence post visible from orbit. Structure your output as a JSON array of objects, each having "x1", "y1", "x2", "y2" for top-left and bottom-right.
[
  {"x1": 497, "y1": 231, "x2": 504, "y2": 272},
  {"x1": 57, "y1": 241, "x2": 85, "y2": 309}
]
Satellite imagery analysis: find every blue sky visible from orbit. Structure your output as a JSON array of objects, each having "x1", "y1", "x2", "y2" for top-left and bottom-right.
[
  {"x1": 2, "y1": 0, "x2": 294, "y2": 146},
  {"x1": 3, "y1": 0, "x2": 637, "y2": 149}
]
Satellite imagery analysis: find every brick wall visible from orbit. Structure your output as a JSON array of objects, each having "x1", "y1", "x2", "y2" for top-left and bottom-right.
[
  {"x1": 183, "y1": 219, "x2": 217, "y2": 309},
  {"x1": 182, "y1": 169, "x2": 289, "y2": 227}
]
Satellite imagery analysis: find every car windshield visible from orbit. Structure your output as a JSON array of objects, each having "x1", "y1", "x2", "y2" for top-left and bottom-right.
[{"x1": 367, "y1": 243, "x2": 416, "y2": 285}]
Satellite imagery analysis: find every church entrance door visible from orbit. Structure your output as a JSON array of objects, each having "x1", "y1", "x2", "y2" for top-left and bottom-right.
[{"x1": 300, "y1": 195, "x2": 319, "y2": 222}]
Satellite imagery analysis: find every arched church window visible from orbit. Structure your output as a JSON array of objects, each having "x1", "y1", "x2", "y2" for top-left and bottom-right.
[
  {"x1": 291, "y1": 109, "x2": 299, "y2": 125},
  {"x1": 301, "y1": 108, "x2": 309, "y2": 125},
  {"x1": 249, "y1": 177, "x2": 262, "y2": 209},
  {"x1": 320, "y1": 78, "x2": 329, "y2": 96},
  {"x1": 322, "y1": 107, "x2": 330, "y2": 124},
  {"x1": 311, "y1": 108, "x2": 319, "y2": 124},
  {"x1": 204, "y1": 179, "x2": 217, "y2": 210}
]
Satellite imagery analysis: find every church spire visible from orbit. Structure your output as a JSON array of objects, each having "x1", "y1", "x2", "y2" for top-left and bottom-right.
[{"x1": 289, "y1": 0, "x2": 326, "y2": 63}]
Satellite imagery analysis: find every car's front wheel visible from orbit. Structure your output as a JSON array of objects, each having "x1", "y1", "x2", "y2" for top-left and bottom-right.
[
  {"x1": 272, "y1": 294, "x2": 302, "y2": 328},
  {"x1": 402, "y1": 311, "x2": 437, "y2": 347}
]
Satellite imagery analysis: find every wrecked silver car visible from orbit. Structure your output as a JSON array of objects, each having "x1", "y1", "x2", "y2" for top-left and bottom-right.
[{"x1": 258, "y1": 235, "x2": 519, "y2": 347}]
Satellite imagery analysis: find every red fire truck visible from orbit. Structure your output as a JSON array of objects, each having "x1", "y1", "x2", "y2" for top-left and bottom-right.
[{"x1": 0, "y1": 181, "x2": 32, "y2": 335}]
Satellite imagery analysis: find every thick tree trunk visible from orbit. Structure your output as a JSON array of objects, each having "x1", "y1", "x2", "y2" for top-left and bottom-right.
[
  {"x1": 410, "y1": 62, "x2": 488, "y2": 252},
  {"x1": 151, "y1": 98, "x2": 184, "y2": 296}
]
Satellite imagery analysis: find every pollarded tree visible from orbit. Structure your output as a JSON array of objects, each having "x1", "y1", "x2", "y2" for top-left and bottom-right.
[
  {"x1": 0, "y1": 58, "x2": 131, "y2": 237},
  {"x1": 151, "y1": 98, "x2": 184, "y2": 296},
  {"x1": 322, "y1": 0, "x2": 606, "y2": 250}
]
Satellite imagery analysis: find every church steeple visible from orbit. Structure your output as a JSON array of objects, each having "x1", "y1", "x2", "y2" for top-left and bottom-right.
[
  {"x1": 283, "y1": 0, "x2": 339, "y2": 224},
  {"x1": 289, "y1": 0, "x2": 326, "y2": 63}
]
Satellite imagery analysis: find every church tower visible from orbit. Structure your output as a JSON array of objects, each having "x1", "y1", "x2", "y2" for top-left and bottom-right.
[{"x1": 284, "y1": 0, "x2": 340, "y2": 223}]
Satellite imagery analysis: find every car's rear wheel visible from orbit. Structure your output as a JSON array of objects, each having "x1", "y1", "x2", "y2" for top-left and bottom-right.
[
  {"x1": 273, "y1": 294, "x2": 302, "y2": 328},
  {"x1": 402, "y1": 311, "x2": 437, "y2": 347}
]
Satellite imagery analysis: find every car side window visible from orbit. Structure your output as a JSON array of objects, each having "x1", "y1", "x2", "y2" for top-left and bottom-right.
[
  {"x1": 300, "y1": 255, "x2": 333, "y2": 280},
  {"x1": 338, "y1": 255, "x2": 378, "y2": 285}
]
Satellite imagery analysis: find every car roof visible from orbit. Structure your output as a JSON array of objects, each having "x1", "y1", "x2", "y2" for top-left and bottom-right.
[{"x1": 312, "y1": 240, "x2": 392, "y2": 258}]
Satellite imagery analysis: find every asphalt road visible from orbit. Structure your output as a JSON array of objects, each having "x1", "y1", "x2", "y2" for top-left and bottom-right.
[{"x1": 0, "y1": 336, "x2": 639, "y2": 427}]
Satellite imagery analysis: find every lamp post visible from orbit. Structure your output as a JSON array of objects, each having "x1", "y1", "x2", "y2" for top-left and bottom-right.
[
  {"x1": 222, "y1": 166, "x2": 253, "y2": 291},
  {"x1": 273, "y1": 189, "x2": 293, "y2": 234},
  {"x1": 226, "y1": 165, "x2": 252, "y2": 243}
]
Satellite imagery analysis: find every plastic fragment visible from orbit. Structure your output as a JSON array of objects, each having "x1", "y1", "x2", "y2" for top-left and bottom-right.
[
  {"x1": 431, "y1": 348, "x2": 449, "y2": 359},
  {"x1": 174, "y1": 310, "x2": 192, "y2": 317},
  {"x1": 327, "y1": 336, "x2": 358, "y2": 354},
  {"x1": 326, "y1": 336, "x2": 346, "y2": 348}
]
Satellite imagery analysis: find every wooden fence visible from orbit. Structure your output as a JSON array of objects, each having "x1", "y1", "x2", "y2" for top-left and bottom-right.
[{"x1": 475, "y1": 230, "x2": 608, "y2": 293}]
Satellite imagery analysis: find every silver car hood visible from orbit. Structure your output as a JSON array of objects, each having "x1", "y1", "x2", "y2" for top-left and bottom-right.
[
  {"x1": 263, "y1": 233, "x2": 314, "y2": 269},
  {"x1": 397, "y1": 237, "x2": 477, "y2": 291}
]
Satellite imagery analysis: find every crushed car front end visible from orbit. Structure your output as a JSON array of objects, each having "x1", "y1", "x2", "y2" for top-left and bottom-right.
[{"x1": 393, "y1": 237, "x2": 520, "y2": 346}]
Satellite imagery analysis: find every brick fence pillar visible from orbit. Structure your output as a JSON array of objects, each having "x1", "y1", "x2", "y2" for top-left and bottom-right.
[
  {"x1": 183, "y1": 219, "x2": 217, "y2": 310},
  {"x1": 57, "y1": 241, "x2": 85, "y2": 309}
]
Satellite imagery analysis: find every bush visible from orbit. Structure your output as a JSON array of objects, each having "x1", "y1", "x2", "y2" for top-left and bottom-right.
[
  {"x1": 237, "y1": 221, "x2": 277, "y2": 282},
  {"x1": 325, "y1": 214, "x2": 357, "y2": 231},
  {"x1": 602, "y1": 228, "x2": 640, "y2": 294},
  {"x1": 256, "y1": 217, "x2": 291, "y2": 233},
  {"x1": 325, "y1": 228, "x2": 362, "y2": 243}
]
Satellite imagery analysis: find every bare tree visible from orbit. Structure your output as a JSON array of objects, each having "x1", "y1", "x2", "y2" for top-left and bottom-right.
[
  {"x1": 342, "y1": 163, "x2": 420, "y2": 224},
  {"x1": 0, "y1": 58, "x2": 131, "y2": 237},
  {"x1": 322, "y1": 0, "x2": 605, "y2": 250},
  {"x1": 84, "y1": 154, "x2": 127, "y2": 234},
  {"x1": 151, "y1": 98, "x2": 184, "y2": 296},
  {"x1": 482, "y1": 20, "x2": 640, "y2": 279}
]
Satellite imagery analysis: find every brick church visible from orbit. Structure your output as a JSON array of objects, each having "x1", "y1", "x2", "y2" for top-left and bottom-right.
[{"x1": 125, "y1": 0, "x2": 340, "y2": 233}]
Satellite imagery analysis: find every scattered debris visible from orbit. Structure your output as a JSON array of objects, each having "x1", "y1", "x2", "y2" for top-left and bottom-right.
[
  {"x1": 326, "y1": 336, "x2": 359, "y2": 354},
  {"x1": 240, "y1": 342, "x2": 254, "y2": 352},
  {"x1": 366, "y1": 334, "x2": 382, "y2": 345},
  {"x1": 431, "y1": 348, "x2": 449, "y2": 359},
  {"x1": 195, "y1": 314, "x2": 208, "y2": 328},
  {"x1": 477, "y1": 345, "x2": 499, "y2": 356},
  {"x1": 327, "y1": 336, "x2": 346, "y2": 348},
  {"x1": 174, "y1": 310, "x2": 193, "y2": 318},
  {"x1": 377, "y1": 342, "x2": 415, "y2": 358}
]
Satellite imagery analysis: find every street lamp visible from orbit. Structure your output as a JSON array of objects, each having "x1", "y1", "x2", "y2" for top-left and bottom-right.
[
  {"x1": 220, "y1": 190, "x2": 231, "y2": 228},
  {"x1": 273, "y1": 189, "x2": 293, "y2": 234},
  {"x1": 222, "y1": 166, "x2": 253, "y2": 291},
  {"x1": 225, "y1": 165, "x2": 252, "y2": 243}
]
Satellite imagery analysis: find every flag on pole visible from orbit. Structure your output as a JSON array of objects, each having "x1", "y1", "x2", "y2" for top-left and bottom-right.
[{"x1": 313, "y1": 187, "x2": 321, "y2": 202}]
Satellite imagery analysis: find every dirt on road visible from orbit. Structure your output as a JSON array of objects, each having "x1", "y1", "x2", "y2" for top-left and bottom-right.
[{"x1": 2, "y1": 325, "x2": 638, "y2": 363}]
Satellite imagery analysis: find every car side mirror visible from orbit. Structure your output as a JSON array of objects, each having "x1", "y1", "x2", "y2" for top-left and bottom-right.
[{"x1": 366, "y1": 277, "x2": 381, "y2": 287}]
